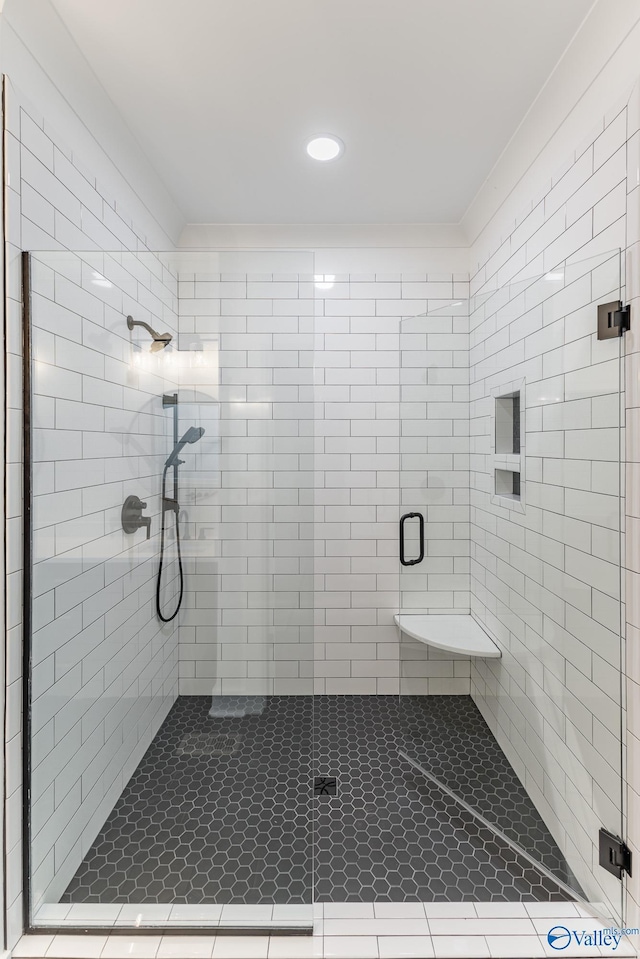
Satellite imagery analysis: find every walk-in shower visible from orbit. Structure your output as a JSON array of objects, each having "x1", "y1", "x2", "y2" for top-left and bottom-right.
[{"x1": 21, "y1": 247, "x2": 627, "y2": 935}]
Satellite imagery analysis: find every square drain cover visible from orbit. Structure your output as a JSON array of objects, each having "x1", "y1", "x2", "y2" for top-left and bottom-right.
[
  {"x1": 177, "y1": 733, "x2": 241, "y2": 757},
  {"x1": 314, "y1": 776, "x2": 337, "y2": 796}
]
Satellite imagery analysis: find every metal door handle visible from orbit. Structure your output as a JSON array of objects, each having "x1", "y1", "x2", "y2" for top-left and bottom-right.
[{"x1": 399, "y1": 512, "x2": 424, "y2": 566}]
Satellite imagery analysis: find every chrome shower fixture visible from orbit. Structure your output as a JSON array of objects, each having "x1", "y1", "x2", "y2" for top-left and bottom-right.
[{"x1": 126, "y1": 315, "x2": 173, "y2": 352}]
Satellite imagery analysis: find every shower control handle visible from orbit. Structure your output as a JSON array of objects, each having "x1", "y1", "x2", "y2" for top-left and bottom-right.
[
  {"x1": 122, "y1": 495, "x2": 152, "y2": 540},
  {"x1": 399, "y1": 512, "x2": 425, "y2": 566}
]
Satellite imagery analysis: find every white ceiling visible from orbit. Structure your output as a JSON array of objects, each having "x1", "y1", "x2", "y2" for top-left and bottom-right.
[{"x1": 49, "y1": 0, "x2": 593, "y2": 225}]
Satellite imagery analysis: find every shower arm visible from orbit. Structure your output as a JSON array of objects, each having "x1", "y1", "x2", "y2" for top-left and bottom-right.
[{"x1": 128, "y1": 317, "x2": 157, "y2": 337}]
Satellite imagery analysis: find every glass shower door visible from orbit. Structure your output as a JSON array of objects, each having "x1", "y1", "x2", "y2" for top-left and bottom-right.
[
  {"x1": 24, "y1": 249, "x2": 315, "y2": 932},
  {"x1": 398, "y1": 250, "x2": 625, "y2": 923}
]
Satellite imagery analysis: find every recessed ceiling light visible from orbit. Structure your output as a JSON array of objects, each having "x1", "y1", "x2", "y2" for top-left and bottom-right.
[{"x1": 306, "y1": 135, "x2": 344, "y2": 161}]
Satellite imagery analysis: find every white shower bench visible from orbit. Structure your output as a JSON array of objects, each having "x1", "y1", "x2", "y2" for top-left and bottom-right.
[{"x1": 394, "y1": 614, "x2": 501, "y2": 658}]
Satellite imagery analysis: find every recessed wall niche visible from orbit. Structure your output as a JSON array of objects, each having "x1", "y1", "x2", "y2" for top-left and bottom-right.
[
  {"x1": 491, "y1": 380, "x2": 525, "y2": 513},
  {"x1": 495, "y1": 467, "x2": 521, "y2": 499},
  {"x1": 495, "y1": 391, "x2": 520, "y2": 454}
]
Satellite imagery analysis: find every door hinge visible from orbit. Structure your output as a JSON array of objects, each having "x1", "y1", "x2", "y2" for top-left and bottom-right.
[
  {"x1": 598, "y1": 300, "x2": 631, "y2": 339},
  {"x1": 599, "y1": 828, "x2": 632, "y2": 879}
]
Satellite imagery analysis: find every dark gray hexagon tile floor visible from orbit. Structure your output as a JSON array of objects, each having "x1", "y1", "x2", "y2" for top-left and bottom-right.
[
  {"x1": 314, "y1": 695, "x2": 574, "y2": 902},
  {"x1": 398, "y1": 695, "x2": 583, "y2": 891},
  {"x1": 62, "y1": 696, "x2": 312, "y2": 904},
  {"x1": 62, "y1": 694, "x2": 575, "y2": 905}
]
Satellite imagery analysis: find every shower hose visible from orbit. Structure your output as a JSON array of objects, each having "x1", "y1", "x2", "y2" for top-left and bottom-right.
[{"x1": 156, "y1": 463, "x2": 184, "y2": 622}]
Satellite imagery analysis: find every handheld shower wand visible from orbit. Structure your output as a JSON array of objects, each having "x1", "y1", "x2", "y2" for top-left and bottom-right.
[
  {"x1": 165, "y1": 426, "x2": 205, "y2": 469},
  {"x1": 156, "y1": 422, "x2": 205, "y2": 623}
]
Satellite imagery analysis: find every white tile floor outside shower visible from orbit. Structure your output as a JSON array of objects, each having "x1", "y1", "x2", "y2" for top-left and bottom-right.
[{"x1": 13, "y1": 904, "x2": 638, "y2": 959}]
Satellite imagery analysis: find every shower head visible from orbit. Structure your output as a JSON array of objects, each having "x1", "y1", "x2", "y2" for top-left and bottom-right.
[
  {"x1": 149, "y1": 336, "x2": 172, "y2": 353},
  {"x1": 127, "y1": 315, "x2": 173, "y2": 351},
  {"x1": 165, "y1": 426, "x2": 205, "y2": 469}
]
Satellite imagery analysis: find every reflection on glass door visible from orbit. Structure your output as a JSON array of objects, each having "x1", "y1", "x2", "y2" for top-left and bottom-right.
[
  {"x1": 24, "y1": 249, "x2": 314, "y2": 932},
  {"x1": 398, "y1": 250, "x2": 625, "y2": 923}
]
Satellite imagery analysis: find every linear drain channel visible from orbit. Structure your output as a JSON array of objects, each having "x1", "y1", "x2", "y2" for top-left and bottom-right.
[{"x1": 314, "y1": 776, "x2": 338, "y2": 796}]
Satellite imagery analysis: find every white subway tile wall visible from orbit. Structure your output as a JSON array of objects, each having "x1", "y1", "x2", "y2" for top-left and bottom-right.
[
  {"x1": 29, "y1": 249, "x2": 181, "y2": 908},
  {"x1": 399, "y1": 300, "x2": 472, "y2": 696},
  {"x1": 319, "y1": 277, "x2": 465, "y2": 695},
  {"x1": 176, "y1": 271, "x2": 315, "y2": 696},
  {"x1": 5, "y1": 80, "x2": 181, "y2": 941},
  {"x1": 176, "y1": 276, "x2": 471, "y2": 696},
  {"x1": 467, "y1": 106, "x2": 629, "y2": 916}
]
